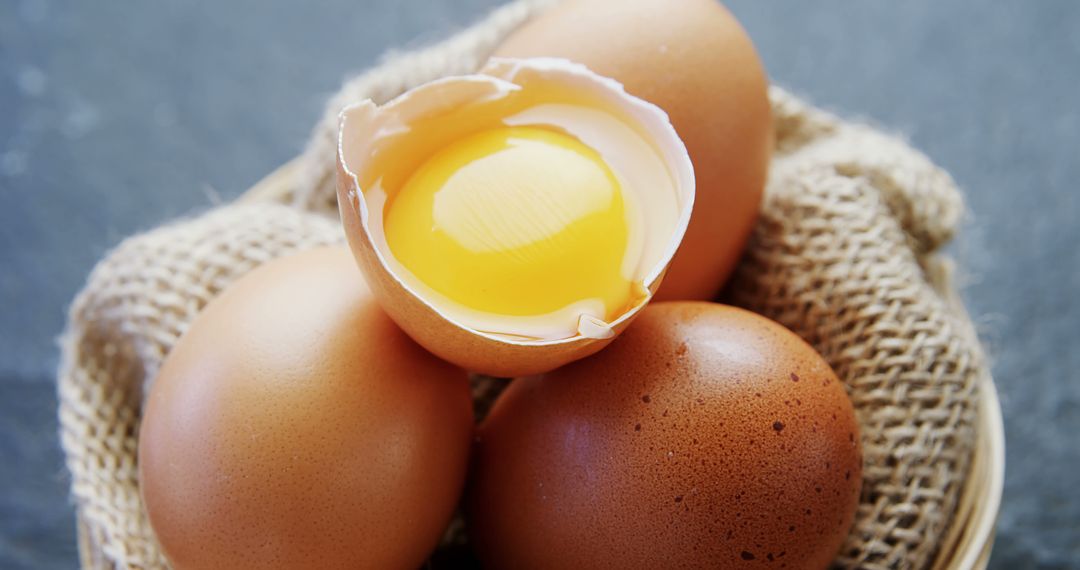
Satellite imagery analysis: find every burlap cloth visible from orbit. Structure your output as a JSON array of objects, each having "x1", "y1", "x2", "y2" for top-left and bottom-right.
[{"x1": 57, "y1": 1, "x2": 984, "y2": 568}]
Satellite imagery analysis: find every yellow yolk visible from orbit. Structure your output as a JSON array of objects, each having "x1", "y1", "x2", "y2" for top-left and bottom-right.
[{"x1": 384, "y1": 126, "x2": 633, "y2": 321}]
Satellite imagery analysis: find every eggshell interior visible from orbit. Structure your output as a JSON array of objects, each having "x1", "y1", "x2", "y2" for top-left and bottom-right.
[{"x1": 337, "y1": 58, "x2": 694, "y2": 376}]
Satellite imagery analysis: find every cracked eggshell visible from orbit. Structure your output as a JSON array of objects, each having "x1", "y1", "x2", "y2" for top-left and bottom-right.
[{"x1": 337, "y1": 57, "x2": 694, "y2": 377}]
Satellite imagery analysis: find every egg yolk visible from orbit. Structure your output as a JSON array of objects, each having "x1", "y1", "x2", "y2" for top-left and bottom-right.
[{"x1": 385, "y1": 126, "x2": 633, "y2": 321}]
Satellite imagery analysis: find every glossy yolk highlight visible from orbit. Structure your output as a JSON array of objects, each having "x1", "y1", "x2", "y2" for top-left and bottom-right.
[{"x1": 384, "y1": 126, "x2": 633, "y2": 321}]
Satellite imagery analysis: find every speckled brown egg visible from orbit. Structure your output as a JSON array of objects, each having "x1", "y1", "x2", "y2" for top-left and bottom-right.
[
  {"x1": 467, "y1": 302, "x2": 862, "y2": 569},
  {"x1": 138, "y1": 247, "x2": 473, "y2": 570}
]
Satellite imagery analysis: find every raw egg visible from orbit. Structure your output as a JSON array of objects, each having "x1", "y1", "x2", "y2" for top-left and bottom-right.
[
  {"x1": 496, "y1": 0, "x2": 772, "y2": 301},
  {"x1": 337, "y1": 57, "x2": 695, "y2": 377},
  {"x1": 467, "y1": 302, "x2": 862, "y2": 569},
  {"x1": 138, "y1": 247, "x2": 473, "y2": 570}
]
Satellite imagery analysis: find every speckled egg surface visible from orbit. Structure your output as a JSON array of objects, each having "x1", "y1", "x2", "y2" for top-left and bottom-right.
[{"x1": 467, "y1": 302, "x2": 862, "y2": 569}]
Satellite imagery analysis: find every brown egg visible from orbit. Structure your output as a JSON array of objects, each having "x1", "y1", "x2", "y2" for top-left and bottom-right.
[
  {"x1": 496, "y1": 0, "x2": 772, "y2": 301},
  {"x1": 138, "y1": 247, "x2": 473, "y2": 570},
  {"x1": 467, "y1": 302, "x2": 862, "y2": 569}
]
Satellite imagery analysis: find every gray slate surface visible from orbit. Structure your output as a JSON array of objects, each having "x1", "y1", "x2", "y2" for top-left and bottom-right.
[{"x1": 1, "y1": 1, "x2": 1077, "y2": 568}]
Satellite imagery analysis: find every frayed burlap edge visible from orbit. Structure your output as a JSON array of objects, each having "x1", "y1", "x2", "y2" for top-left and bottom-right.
[{"x1": 58, "y1": 1, "x2": 984, "y2": 568}]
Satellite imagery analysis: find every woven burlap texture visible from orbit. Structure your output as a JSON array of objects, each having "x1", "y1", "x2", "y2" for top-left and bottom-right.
[{"x1": 58, "y1": 1, "x2": 981, "y2": 568}]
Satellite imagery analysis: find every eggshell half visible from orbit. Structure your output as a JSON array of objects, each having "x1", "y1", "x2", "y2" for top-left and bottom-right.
[{"x1": 337, "y1": 58, "x2": 694, "y2": 377}]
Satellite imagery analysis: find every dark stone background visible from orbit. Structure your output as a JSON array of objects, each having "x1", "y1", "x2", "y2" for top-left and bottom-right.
[{"x1": 1, "y1": 1, "x2": 1077, "y2": 568}]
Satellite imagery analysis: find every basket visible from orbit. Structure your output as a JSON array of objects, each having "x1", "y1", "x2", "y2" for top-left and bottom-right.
[{"x1": 60, "y1": 1, "x2": 1004, "y2": 565}]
